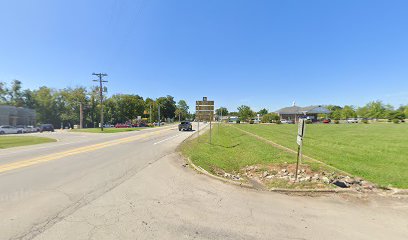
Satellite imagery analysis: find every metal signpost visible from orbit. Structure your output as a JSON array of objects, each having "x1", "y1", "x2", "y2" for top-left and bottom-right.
[
  {"x1": 196, "y1": 97, "x2": 214, "y2": 144},
  {"x1": 295, "y1": 119, "x2": 306, "y2": 181}
]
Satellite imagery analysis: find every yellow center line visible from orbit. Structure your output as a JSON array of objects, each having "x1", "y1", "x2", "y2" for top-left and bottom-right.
[{"x1": 0, "y1": 127, "x2": 174, "y2": 174}]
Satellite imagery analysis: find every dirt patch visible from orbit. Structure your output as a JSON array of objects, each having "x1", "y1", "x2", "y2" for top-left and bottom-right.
[{"x1": 241, "y1": 163, "x2": 378, "y2": 191}]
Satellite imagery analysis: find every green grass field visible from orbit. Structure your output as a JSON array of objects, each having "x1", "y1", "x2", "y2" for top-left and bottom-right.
[
  {"x1": 70, "y1": 128, "x2": 147, "y2": 133},
  {"x1": 234, "y1": 123, "x2": 408, "y2": 188},
  {"x1": 0, "y1": 136, "x2": 56, "y2": 149},
  {"x1": 181, "y1": 123, "x2": 408, "y2": 189},
  {"x1": 181, "y1": 125, "x2": 324, "y2": 176}
]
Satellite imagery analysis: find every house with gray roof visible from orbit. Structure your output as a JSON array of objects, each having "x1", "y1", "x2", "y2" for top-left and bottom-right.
[{"x1": 275, "y1": 105, "x2": 330, "y2": 123}]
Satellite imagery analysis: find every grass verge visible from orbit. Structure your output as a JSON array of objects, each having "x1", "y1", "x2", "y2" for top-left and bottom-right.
[
  {"x1": 180, "y1": 125, "x2": 335, "y2": 189},
  {"x1": 234, "y1": 123, "x2": 408, "y2": 189},
  {"x1": 0, "y1": 136, "x2": 56, "y2": 149}
]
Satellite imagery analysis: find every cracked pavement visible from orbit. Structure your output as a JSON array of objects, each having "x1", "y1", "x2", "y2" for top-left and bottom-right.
[{"x1": 1, "y1": 124, "x2": 408, "y2": 239}]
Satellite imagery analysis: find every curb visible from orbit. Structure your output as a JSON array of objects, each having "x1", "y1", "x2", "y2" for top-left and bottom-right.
[
  {"x1": 269, "y1": 188, "x2": 356, "y2": 194},
  {"x1": 181, "y1": 155, "x2": 405, "y2": 196},
  {"x1": 183, "y1": 155, "x2": 254, "y2": 189}
]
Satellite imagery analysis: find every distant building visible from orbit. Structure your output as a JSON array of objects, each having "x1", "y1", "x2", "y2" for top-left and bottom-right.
[
  {"x1": 0, "y1": 105, "x2": 36, "y2": 126},
  {"x1": 228, "y1": 116, "x2": 239, "y2": 123},
  {"x1": 275, "y1": 105, "x2": 330, "y2": 123}
]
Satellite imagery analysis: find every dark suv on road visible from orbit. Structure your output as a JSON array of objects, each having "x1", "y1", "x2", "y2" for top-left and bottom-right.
[
  {"x1": 178, "y1": 121, "x2": 192, "y2": 131},
  {"x1": 40, "y1": 124, "x2": 54, "y2": 132}
]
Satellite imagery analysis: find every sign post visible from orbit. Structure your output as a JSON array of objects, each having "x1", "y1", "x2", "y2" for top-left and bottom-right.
[
  {"x1": 295, "y1": 119, "x2": 306, "y2": 181},
  {"x1": 196, "y1": 97, "x2": 215, "y2": 144}
]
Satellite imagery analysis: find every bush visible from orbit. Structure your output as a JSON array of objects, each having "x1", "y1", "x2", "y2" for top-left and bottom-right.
[
  {"x1": 305, "y1": 119, "x2": 312, "y2": 124},
  {"x1": 249, "y1": 120, "x2": 254, "y2": 124},
  {"x1": 236, "y1": 120, "x2": 240, "y2": 124},
  {"x1": 276, "y1": 120, "x2": 281, "y2": 124},
  {"x1": 361, "y1": 119, "x2": 368, "y2": 124},
  {"x1": 334, "y1": 120, "x2": 339, "y2": 124},
  {"x1": 392, "y1": 119, "x2": 400, "y2": 124}
]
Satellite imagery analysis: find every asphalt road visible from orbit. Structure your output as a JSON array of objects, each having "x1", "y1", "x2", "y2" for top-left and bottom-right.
[{"x1": 0, "y1": 123, "x2": 407, "y2": 240}]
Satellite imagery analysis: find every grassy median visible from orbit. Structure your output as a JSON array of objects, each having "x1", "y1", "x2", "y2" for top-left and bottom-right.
[
  {"x1": 70, "y1": 128, "x2": 147, "y2": 133},
  {"x1": 0, "y1": 136, "x2": 56, "y2": 149}
]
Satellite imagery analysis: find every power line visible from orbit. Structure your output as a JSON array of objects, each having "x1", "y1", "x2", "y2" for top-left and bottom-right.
[{"x1": 92, "y1": 73, "x2": 108, "y2": 131}]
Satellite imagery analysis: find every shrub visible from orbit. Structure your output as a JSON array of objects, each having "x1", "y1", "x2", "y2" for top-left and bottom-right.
[
  {"x1": 392, "y1": 119, "x2": 400, "y2": 124},
  {"x1": 236, "y1": 120, "x2": 240, "y2": 124},
  {"x1": 305, "y1": 119, "x2": 312, "y2": 124},
  {"x1": 276, "y1": 120, "x2": 281, "y2": 124},
  {"x1": 334, "y1": 120, "x2": 339, "y2": 124},
  {"x1": 361, "y1": 119, "x2": 368, "y2": 124}
]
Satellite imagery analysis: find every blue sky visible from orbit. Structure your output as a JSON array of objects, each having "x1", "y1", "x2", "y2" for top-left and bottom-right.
[{"x1": 1, "y1": 0, "x2": 408, "y2": 112}]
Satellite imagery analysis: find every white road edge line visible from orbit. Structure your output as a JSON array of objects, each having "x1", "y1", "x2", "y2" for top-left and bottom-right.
[{"x1": 153, "y1": 133, "x2": 184, "y2": 145}]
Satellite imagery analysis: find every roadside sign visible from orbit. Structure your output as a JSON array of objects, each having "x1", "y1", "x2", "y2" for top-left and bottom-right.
[
  {"x1": 296, "y1": 135, "x2": 302, "y2": 145},
  {"x1": 196, "y1": 97, "x2": 215, "y2": 144},
  {"x1": 196, "y1": 97, "x2": 214, "y2": 122},
  {"x1": 297, "y1": 119, "x2": 305, "y2": 146},
  {"x1": 295, "y1": 119, "x2": 306, "y2": 181}
]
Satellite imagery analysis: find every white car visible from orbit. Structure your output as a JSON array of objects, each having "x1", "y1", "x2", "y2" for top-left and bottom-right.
[
  {"x1": 16, "y1": 125, "x2": 27, "y2": 133},
  {"x1": 280, "y1": 119, "x2": 294, "y2": 124},
  {"x1": 0, "y1": 125, "x2": 19, "y2": 134},
  {"x1": 26, "y1": 126, "x2": 38, "y2": 133},
  {"x1": 346, "y1": 118, "x2": 358, "y2": 123}
]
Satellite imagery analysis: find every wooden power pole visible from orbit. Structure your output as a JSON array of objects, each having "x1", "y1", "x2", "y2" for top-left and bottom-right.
[{"x1": 92, "y1": 73, "x2": 108, "y2": 131}]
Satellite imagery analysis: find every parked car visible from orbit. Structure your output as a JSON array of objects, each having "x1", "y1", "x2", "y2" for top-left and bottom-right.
[
  {"x1": 322, "y1": 119, "x2": 331, "y2": 124},
  {"x1": 40, "y1": 124, "x2": 54, "y2": 132},
  {"x1": 346, "y1": 118, "x2": 358, "y2": 123},
  {"x1": 115, "y1": 123, "x2": 130, "y2": 128},
  {"x1": 16, "y1": 125, "x2": 27, "y2": 133},
  {"x1": 0, "y1": 125, "x2": 19, "y2": 134},
  {"x1": 178, "y1": 121, "x2": 192, "y2": 131},
  {"x1": 25, "y1": 126, "x2": 38, "y2": 133},
  {"x1": 280, "y1": 119, "x2": 294, "y2": 124}
]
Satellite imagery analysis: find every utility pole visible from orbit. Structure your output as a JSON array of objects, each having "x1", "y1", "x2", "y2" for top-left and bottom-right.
[
  {"x1": 150, "y1": 104, "x2": 152, "y2": 123},
  {"x1": 158, "y1": 104, "x2": 161, "y2": 126},
  {"x1": 79, "y1": 102, "x2": 83, "y2": 129},
  {"x1": 92, "y1": 73, "x2": 108, "y2": 131}
]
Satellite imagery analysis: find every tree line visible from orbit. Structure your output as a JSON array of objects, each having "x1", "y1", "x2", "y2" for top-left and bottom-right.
[
  {"x1": 0, "y1": 80, "x2": 191, "y2": 128},
  {"x1": 216, "y1": 101, "x2": 408, "y2": 123}
]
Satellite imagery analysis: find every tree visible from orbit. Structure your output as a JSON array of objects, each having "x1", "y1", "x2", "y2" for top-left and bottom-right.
[
  {"x1": 262, "y1": 113, "x2": 279, "y2": 123},
  {"x1": 215, "y1": 107, "x2": 229, "y2": 116},
  {"x1": 365, "y1": 101, "x2": 386, "y2": 119},
  {"x1": 156, "y1": 95, "x2": 176, "y2": 120},
  {"x1": 258, "y1": 108, "x2": 268, "y2": 115},
  {"x1": 175, "y1": 100, "x2": 189, "y2": 121},
  {"x1": 107, "y1": 94, "x2": 145, "y2": 123},
  {"x1": 0, "y1": 81, "x2": 8, "y2": 103},
  {"x1": 331, "y1": 109, "x2": 342, "y2": 120},
  {"x1": 58, "y1": 87, "x2": 88, "y2": 127},
  {"x1": 145, "y1": 97, "x2": 156, "y2": 122},
  {"x1": 237, "y1": 105, "x2": 255, "y2": 122},
  {"x1": 9, "y1": 80, "x2": 24, "y2": 107},
  {"x1": 341, "y1": 105, "x2": 357, "y2": 119},
  {"x1": 33, "y1": 86, "x2": 60, "y2": 126}
]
